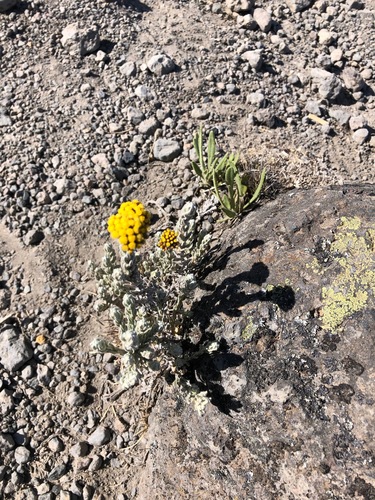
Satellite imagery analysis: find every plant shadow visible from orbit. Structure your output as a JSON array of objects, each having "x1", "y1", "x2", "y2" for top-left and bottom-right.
[{"x1": 186, "y1": 238, "x2": 296, "y2": 414}]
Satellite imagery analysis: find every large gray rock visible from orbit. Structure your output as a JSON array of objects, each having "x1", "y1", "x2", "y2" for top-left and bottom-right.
[
  {"x1": 61, "y1": 24, "x2": 101, "y2": 56},
  {"x1": 153, "y1": 139, "x2": 182, "y2": 162},
  {"x1": 128, "y1": 186, "x2": 375, "y2": 499},
  {"x1": 0, "y1": 327, "x2": 33, "y2": 372},
  {"x1": 147, "y1": 54, "x2": 176, "y2": 76},
  {"x1": 0, "y1": 0, "x2": 18, "y2": 13},
  {"x1": 311, "y1": 68, "x2": 343, "y2": 100}
]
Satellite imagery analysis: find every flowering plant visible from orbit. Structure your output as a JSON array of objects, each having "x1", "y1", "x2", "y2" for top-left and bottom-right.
[{"x1": 90, "y1": 201, "x2": 216, "y2": 414}]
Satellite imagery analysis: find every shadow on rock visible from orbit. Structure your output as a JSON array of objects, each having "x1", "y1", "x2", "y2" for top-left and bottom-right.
[{"x1": 185, "y1": 340, "x2": 244, "y2": 415}]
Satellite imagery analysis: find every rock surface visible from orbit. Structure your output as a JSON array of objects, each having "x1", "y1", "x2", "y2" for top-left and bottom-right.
[{"x1": 131, "y1": 185, "x2": 375, "y2": 499}]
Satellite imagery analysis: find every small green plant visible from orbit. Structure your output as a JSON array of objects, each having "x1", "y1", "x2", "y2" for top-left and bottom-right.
[
  {"x1": 191, "y1": 128, "x2": 266, "y2": 219},
  {"x1": 191, "y1": 127, "x2": 239, "y2": 186},
  {"x1": 213, "y1": 161, "x2": 266, "y2": 219},
  {"x1": 90, "y1": 200, "x2": 217, "y2": 414}
]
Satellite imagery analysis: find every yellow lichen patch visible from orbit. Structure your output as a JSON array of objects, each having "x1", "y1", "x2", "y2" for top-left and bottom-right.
[
  {"x1": 321, "y1": 217, "x2": 375, "y2": 331},
  {"x1": 107, "y1": 200, "x2": 151, "y2": 253},
  {"x1": 306, "y1": 256, "x2": 324, "y2": 275}
]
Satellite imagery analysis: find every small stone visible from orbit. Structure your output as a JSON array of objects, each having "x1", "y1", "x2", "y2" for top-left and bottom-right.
[
  {"x1": 91, "y1": 153, "x2": 110, "y2": 170},
  {"x1": 0, "y1": 434, "x2": 15, "y2": 451},
  {"x1": 70, "y1": 442, "x2": 89, "y2": 458},
  {"x1": 342, "y1": 67, "x2": 365, "y2": 92},
  {"x1": 138, "y1": 117, "x2": 160, "y2": 136},
  {"x1": 247, "y1": 92, "x2": 265, "y2": 108},
  {"x1": 191, "y1": 108, "x2": 210, "y2": 120},
  {"x1": 153, "y1": 139, "x2": 182, "y2": 162},
  {"x1": 255, "y1": 108, "x2": 277, "y2": 128},
  {"x1": 108, "y1": 122, "x2": 122, "y2": 133},
  {"x1": 67, "y1": 392, "x2": 86, "y2": 407},
  {"x1": 352, "y1": 128, "x2": 369, "y2": 145},
  {"x1": 242, "y1": 50, "x2": 263, "y2": 71},
  {"x1": 48, "y1": 437, "x2": 64, "y2": 453},
  {"x1": 54, "y1": 178, "x2": 68, "y2": 195},
  {"x1": 0, "y1": 389, "x2": 14, "y2": 416},
  {"x1": 360, "y1": 68, "x2": 372, "y2": 81},
  {"x1": 48, "y1": 464, "x2": 67, "y2": 481},
  {"x1": 88, "y1": 454, "x2": 103, "y2": 471},
  {"x1": 23, "y1": 230, "x2": 44, "y2": 246},
  {"x1": 311, "y1": 68, "x2": 342, "y2": 101},
  {"x1": 147, "y1": 54, "x2": 176, "y2": 76},
  {"x1": 37, "y1": 364, "x2": 51, "y2": 385},
  {"x1": 61, "y1": 24, "x2": 101, "y2": 56},
  {"x1": 0, "y1": 113, "x2": 12, "y2": 127},
  {"x1": 318, "y1": 29, "x2": 337, "y2": 45},
  {"x1": 14, "y1": 446, "x2": 31, "y2": 465},
  {"x1": 253, "y1": 8, "x2": 272, "y2": 33},
  {"x1": 349, "y1": 115, "x2": 367, "y2": 131},
  {"x1": 329, "y1": 108, "x2": 351, "y2": 126},
  {"x1": 236, "y1": 14, "x2": 257, "y2": 30},
  {"x1": 0, "y1": 327, "x2": 33, "y2": 372},
  {"x1": 225, "y1": 0, "x2": 254, "y2": 13},
  {"x1": 330, "y1": 48, "x2": 343, "y2": 63},
  {"x1": 285, "y1": 0, "x2": 313, "y2": 12},
  {"x1": 0, "y1": 289, "x2": 11, "y2": 311},
  {"x1": 135, "y1": 85, "x2": 154, "y2": 101},
  {"x1": 0, "y1": 0, "x2": 18, "y2": 13},
  {"x1": 120, "y1": 61, "x2": 136, "y2": 77},
  {"x1": 127, "y1": 107, "x2": 145, "y2": 125},
  {"x1": 87, "y1": 427, "x2": 111, "y2": 446}
]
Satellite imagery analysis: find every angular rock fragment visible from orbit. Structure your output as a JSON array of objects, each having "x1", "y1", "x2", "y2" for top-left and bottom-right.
[
  {"x1": 61, "y1": 24, "x2": 101, "y2": 56},
  {"x1": 153, "y1": 139, "x2": 182, "y2": 162},
  {"x1": 0, "y1": 327, "x2": 33, "y2": 372}
]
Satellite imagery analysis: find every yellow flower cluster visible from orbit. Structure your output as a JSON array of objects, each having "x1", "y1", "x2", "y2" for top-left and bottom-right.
[
  {"x1": 108, "y1": 200, "x2": 151, "y2": 252},
  {"x1": 158, "y1": 229, "x2": 179, "y2": 251}
]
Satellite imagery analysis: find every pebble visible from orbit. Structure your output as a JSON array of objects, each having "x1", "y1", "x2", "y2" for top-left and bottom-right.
[
  {"x1": 14, "y1": 446, "x2": 31, "y2": 465},
  {"x1": 349, "y1": 115, "x2": 367, "y2": 131},
  {"x1": 352, "y1": 128, "x2": 369, "y2": 145},
  {"x1": 138, "y1": 117, "x2": 160, "y2": 136},
  {"x1": 120, "y1": 61, "x2": 137, "y2": 77},
  {"x1": 0, "y1": 327, "x2": 33, "y2": 372},
  {"x1": 342, "y1": 67, "x2": 365, "y2": 92},
  {"x1": 241, "y1": 50, "x2": 263, "y2": 71},
  {"x1": 70, "y1": 441, "x2": 89, "y2": 457},
  {"x1": 253, "y1": 8, "x2": 272, "y2": 33},
  {"x1": 48, "y1": 437, "x2": 64, "y2": 452},
  {"x1": 153, "y1": 139, "x2": 182, "y2": 162},
  {"x1": 225, "y1": 0, "x2": 254, "y2": 14},
  {"x1": 87, "y1": 426, "x2": 111, "y2": 446},
  {"x1": 23, "y1": 230, "x2": 45, "y2": 246},
  {"x1": 285, "y1": 0, "x2": 313, "y2": 12},
  {"x1": 191, "y1": 108, "x2": 210, "y2": 120},
  {"x1": 147, "y1": 54, "x2": 176, "y2": 76}
]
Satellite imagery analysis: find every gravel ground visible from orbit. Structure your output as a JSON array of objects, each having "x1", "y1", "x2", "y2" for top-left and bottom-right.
[{"x1": 0, "y1": 0, "x2": 374, "y2": 497}]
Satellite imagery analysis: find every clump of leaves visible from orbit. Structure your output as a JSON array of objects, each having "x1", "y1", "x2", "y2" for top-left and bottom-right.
[
  {"x1": 191, "y1": 127, "x2": 266, "y2": 218},
  {"x1": 191, "y1": 127, "x2": 239, "y2": 186}
]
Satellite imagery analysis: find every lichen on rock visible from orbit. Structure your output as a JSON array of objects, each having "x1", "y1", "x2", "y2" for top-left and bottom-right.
[{"x1": 321, "y1": 216, "x2": 375, "y2": 331}]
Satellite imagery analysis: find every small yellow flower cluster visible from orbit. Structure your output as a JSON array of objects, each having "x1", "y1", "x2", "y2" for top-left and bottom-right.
[
  {"x1": 108, "y1": 200, "x2": 151, "y2": 252},
  {"x1": 158, "y1": 229, "x2": 179, "y2": 251}
]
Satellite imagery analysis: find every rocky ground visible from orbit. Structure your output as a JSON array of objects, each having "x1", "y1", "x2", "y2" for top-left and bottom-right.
[{"x1": 0, "y1": 0, "x2": 374, "y2": 498}]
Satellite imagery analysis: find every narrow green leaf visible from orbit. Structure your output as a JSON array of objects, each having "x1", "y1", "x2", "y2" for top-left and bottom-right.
[
  {"x1": 207, "y1": 131, "x2": 216, "y2": 171},
  {"x1": 244, "y1": 168, "x2": 267, "y2": 209},
  {"x1": 191, "y1": 161, "x2": 202, "y2": 179}
]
